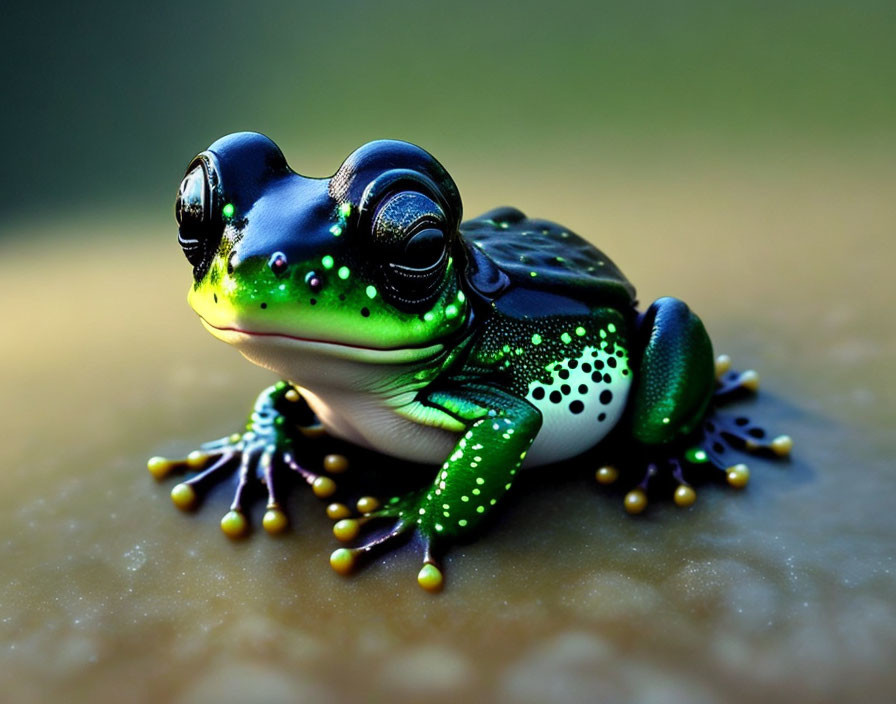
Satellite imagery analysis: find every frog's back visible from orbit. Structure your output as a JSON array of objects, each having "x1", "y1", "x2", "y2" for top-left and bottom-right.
[{"x1": 459, "y1": 207, "x2": 636, "y2": 307}]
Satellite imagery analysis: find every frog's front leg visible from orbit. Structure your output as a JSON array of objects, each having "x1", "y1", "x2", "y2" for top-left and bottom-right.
[
  {"x1": 147, "y1": 382, "x2": 345, "y2": 537},
  {"x1": 329, "y1": 386, "x2": 542, "y2": 592},
  {"x1": 600, "y1": 297, "x2": 790, "y2": 512}
]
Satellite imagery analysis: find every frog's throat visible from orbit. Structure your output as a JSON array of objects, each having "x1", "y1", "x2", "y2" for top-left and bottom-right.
[{"x1": 198, "y1": 316, "x2": 445, "y2": 365}]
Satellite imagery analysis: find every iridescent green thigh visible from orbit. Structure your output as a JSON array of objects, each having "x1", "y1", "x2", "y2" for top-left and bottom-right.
[{"x1": 629, "y1": 297, "x2": 715, "y2": 445}]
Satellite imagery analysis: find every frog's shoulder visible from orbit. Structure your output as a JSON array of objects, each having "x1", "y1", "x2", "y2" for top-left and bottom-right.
[{"x1": 458, "y1": 207, "x2": 636, "y2": 307}]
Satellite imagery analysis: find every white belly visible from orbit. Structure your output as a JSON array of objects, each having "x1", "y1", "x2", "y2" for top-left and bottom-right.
[
  {"x1": 522, "y1": 343, "x2": 632, "y2": 466},
  {"x1": 234, "y1": 332, "x2": 630, "y2": 469}
]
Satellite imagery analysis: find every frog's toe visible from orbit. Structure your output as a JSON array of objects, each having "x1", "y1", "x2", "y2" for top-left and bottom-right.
[
  {"x1": 160, "y1": 451, "x2": 239, "y2": 510},
  {"x1": 417, "y1": 561, "x2": 445, "y2": 593},
  {"x1": 327, "y1": 489, "x2": 448, "y2": 591},
  {"x1": 713, "y1": 356, "x2": 763, "y2": 402},
  {"x1": 610, "y1": 457, "x2": 698, "y2": 515},
  {"x1": 329, "y1": 522, "x2": 445, "y2": 593},
  {"x1": 328, "y1": 518, "x2": 415, "y2": 573},
  {"x1": 702, "y1": 413, "x2": 793, "y2": 461},
  {"x1": 147, "y1": 442, "x2": 234, "y2": 480}
]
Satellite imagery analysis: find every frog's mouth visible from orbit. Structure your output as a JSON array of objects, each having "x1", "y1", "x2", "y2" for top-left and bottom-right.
[{"x1": 198, "y1": 316, "x2": 445, "y2": 364}]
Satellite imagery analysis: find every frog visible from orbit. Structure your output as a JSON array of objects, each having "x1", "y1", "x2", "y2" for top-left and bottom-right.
[{"x1": 148, "y1": 132, "x2": 791, "y2": 592}]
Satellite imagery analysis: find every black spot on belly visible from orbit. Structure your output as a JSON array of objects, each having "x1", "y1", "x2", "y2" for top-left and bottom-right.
[
  {"x1": 591, "y1": 372, "x2": 603, "y2": 383},
  {"x1": 559, "y1": 369, "x2": 570, "y2": 380},
  {"x1": 582, "y1": 363, "x2": 592, "y2": 373},
  {"x1": 568, "y1": 359, "x2": 578, "y2": 369},
  {"x1": 532, "y1": 387, "x2": 545, "y2": 400},
  {"x1": 594, "y1": 360, "x2": 605, "y2": 370},
  {"x1": 607, "y1": 357, "x2": 617, "y2": 368},
  {"x1": 260, "y1": 302, "x2": 267, "y2": 309},
  {"x1": 600, "y1": 390, "x2": 613, "y2": 404},
  {"x1": 550, "y1": 390, "x2": 562, "y2": 403},
  {"x1": 560, "y1": 384, "x2": 571, "y2": 395},
  {"x1": 569, "y1": 400, "x2": 584, "y2": 414},
  {"x1": 603, "y1": 373, "x2": 612, "y2": 383},
  {"x1": 578, "y1": 384, "x2": 588, "y2": 394},
  {"x1": 598, "y1": 412, "x2": 607, "y2": 422},
  {"x1": 361, "y1": 307, "x2": 370, "y2": 317}
]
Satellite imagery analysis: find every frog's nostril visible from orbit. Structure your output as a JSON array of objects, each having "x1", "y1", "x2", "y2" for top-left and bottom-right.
[
  {"x1": 305, "y1": 271, "x2": 323, "y2": 293},
  {"x1": 268, "y1": 252, "x2": 288, "y2": 276}
]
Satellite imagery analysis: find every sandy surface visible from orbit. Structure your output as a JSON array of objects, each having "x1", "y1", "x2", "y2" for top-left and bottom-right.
[{"x1": 1, "y1": 152, "x2": 893, "y2": 703}]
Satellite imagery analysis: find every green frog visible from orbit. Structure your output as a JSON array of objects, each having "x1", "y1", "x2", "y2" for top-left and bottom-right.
[{"x1": 149, "y1": 132, "x2": 791, "y2": 592}]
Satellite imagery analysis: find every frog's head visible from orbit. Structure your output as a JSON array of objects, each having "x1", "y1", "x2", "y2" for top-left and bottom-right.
[{"x1": 176, "y1": 133, "x2": 469, "y2": 365}]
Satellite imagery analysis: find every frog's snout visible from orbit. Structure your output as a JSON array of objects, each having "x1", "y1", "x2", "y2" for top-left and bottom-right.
[{"x1": 176, "y1": 154, "x2": 224, "y2": 281}]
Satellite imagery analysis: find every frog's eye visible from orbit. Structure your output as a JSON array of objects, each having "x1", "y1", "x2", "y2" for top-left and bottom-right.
[
  {"x1": 371, "y1": 191, "x2": 450, "y2": 310},
  {"x1": 401, "y1": 227, "x2": 446, "y2": 269},
  {"x1": 175, "y1": 156, "x2": 223, "y2": 278}
]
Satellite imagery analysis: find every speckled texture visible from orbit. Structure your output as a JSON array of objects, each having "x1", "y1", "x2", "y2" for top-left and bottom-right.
[{"x1": 1, "y1": 155, "x2": 894, "y2": 704}]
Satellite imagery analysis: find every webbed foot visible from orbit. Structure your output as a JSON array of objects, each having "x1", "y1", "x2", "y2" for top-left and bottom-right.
[
  {"x1": 148, "y1": 382, "x2": 347, "y2": 537},
  {"x1": 327, "y1": 488, "x2": 447, "y2": 593},
  {"x1": 597, "y1": 355, "x2": 791, "y2": 513}
]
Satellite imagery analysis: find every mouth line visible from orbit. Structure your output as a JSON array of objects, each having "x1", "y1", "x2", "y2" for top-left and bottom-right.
[{"x1": 198, "y1": 316, "x2": 431, "y2": 353}]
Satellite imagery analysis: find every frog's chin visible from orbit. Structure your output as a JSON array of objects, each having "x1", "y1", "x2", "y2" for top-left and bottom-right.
[{"x1": 198, "y1": 316, "x2": 444, "y2": 365}]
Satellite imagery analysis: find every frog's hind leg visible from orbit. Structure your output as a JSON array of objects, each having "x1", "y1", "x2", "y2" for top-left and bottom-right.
[
  {"x1": 597, "y1": 300, "x2": 790, "y2": 513},
  {"x1": 602, "y1": 353, "x2": 793, "y2": 512}
]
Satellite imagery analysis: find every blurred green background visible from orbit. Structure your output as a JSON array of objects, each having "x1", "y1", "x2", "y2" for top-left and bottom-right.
[{"x1": 3, "y1": 0, "x2": 894, "y2": 226}]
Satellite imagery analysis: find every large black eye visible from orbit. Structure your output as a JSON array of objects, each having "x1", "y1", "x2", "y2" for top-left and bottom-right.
[
  {"x1": 401, "y1": 227, "x2": 446, "y2": 269},
  {"x1": 371, "y1": 192, "x2": 451, "y2": 310},
  {"x1": 175, "y1": 156, "x2": 222, "y2": 278}
]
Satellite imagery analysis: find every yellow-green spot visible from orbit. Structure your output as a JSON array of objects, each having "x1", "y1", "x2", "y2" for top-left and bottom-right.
[
  {"x1": 222, "y1": 203, "x2": 235, "y2": 218},
  {"x1": 685, "y1": 448, "x2": 709, "y2": 464},
  {"x1": 445, "y1": 304, "x2": 459, "y2": 319},
  {"x1": 424, "y1": 311, "x2": 435, "y2": 322},
  {"x1": 365, "y1": 285, "x2": 377, "y2": 299},
  {"x1": 600, "y1": 329, "x2": 607, "y2": 339},
  {"x1": 329, "y1": 224, "x2": 343, "y2": 237},
  {"x1": 337, "y1": 266, "x2": 350, "y2": 280},
  {"x1": 457, "y1": 291, "x2": 466, "y2": 303},
  {"x1": 339, "y1": 202, "x2": 352, "y2": 217},
  {"x1": 575, "y1": 326, "x2": 586, "y2": 336},
  {"x1": 458, "y1": 519, "x2": 468, "y2": 527},
  {"x1": 608, "y1": 323, "x2": 617, "y2": 333},
  {"x1": 476, "y1": 506, "x2": 485, "y2": 513},
  {"x1": 531, "y1": 333, "x2": 542, "y2": 345},
  {"x1": 561, "y1": 332, "x2": 572, "y2": 344},
  {"x1": 321, "y1": 255, "x2": 335, "y2": 270},
  {"x1": 529, "y1": 271, "x2": 537, "y2": 277}
]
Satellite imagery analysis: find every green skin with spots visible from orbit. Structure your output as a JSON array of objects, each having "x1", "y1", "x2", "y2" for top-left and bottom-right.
[{"x1": 170, "y1": 134, "x2": 718, "y2": 574}]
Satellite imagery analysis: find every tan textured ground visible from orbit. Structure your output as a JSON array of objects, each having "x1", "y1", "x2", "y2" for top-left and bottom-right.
[{"x1": 1, "y1": 151, "x2": 893, "y2": 703}]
